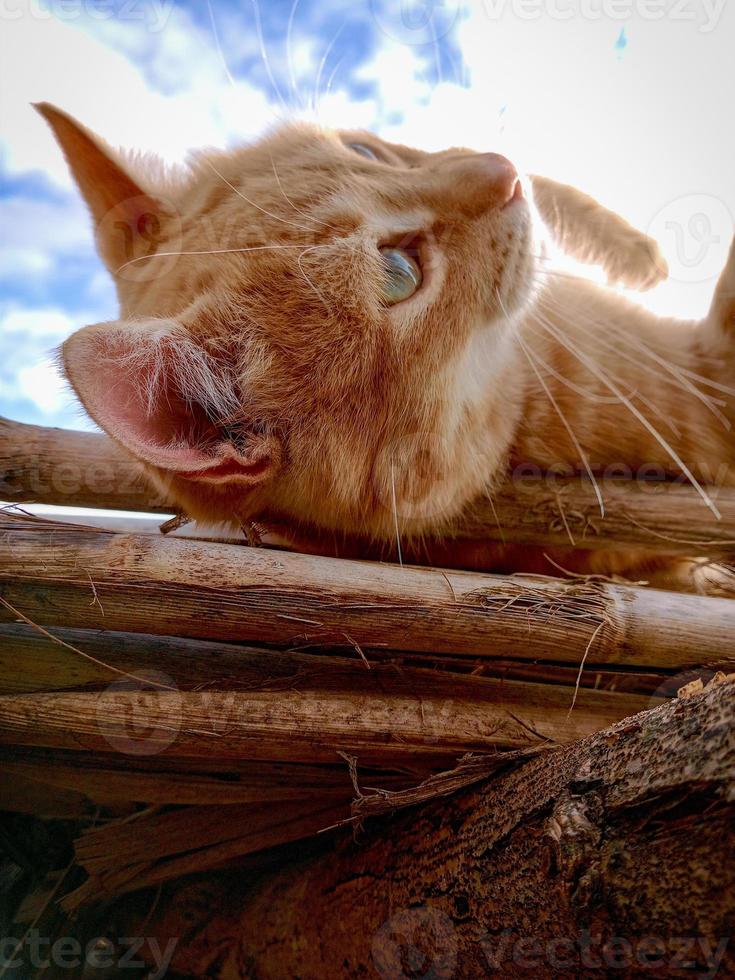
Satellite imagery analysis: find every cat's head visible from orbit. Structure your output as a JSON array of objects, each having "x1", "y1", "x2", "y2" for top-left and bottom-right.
[{"x1": 39, "y1": 102, "x2": 539, "y2": 536}]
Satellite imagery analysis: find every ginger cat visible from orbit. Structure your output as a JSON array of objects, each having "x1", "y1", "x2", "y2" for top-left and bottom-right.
[{"x1": 37, "y1": 103, "x2": 735, "y2": 582}]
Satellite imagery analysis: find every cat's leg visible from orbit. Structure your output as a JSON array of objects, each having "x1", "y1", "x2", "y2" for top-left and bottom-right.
[
  {"x1": 708, "y1": 235, "x2": 735, "y2": 330},
  {"x1": 530, "y1": 175, "x2": 668, "y2": 291}
]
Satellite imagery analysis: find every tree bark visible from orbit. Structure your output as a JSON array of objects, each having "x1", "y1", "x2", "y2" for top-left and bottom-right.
[{"x1": 123, "y1": 682, "x2": 735, "y2": 979}]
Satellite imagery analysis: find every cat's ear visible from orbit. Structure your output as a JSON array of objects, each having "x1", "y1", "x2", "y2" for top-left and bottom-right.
[
  {"x1": 34, "y1": 102, "x2": 177, "y2": 277},
  {"x1": 62, "y1": 318, "x2": 281, "y2": 487}
]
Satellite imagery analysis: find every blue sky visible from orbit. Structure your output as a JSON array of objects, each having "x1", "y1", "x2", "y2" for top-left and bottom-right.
[{"x1": 1, "y1": 0, "x2": 733, "y2": 431}]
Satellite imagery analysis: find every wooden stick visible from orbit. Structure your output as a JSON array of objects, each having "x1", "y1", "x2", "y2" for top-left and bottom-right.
[
  {"x1": 0, "y1": 417, "x2": 170, "y2": 512},
  {"x1": 0, "y1": 510, "x2": 733, "y2": 669},
  {"x1": 0, "y1": 746, "x2": 380, "y2": 806},
  {"x1": 0, "y1": 623, "x2": 680, "y2": 698},
  {"x1": 4, "y1": 417, "x2": 735, "y2": 553},
  {"x1": 0, "y1": 677, "x2": 654, "y2": 764},
  {"x1": 63, "y1": 799, "x2": 350, "y2": 909}
]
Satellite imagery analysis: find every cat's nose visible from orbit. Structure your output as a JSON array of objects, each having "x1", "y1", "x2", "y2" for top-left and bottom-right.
[
  {"x1": 472, "y1": 153, "x2": 521, "y2": 208},
  {"x1": 439, "y1": 152, "x2": 522, "y2": 215}
]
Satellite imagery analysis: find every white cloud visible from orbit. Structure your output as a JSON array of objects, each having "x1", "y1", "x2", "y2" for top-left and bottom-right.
[
  {"x1": 0, "y1": 1, "x2": 277, "y2": 186},
  {"x1": 0, "y1": 302, "x2": 89, "y2": 425},
  {"x1": 1, "y1": 306, "x2": 76, "y2": 339},
  {"x1": 16, "y1": 359, "x2": 67, "y2": 415},
  {"x1": 0, "y1": 193, "x2": 91, "y2": 252},
  {"x1": 0, "y1": 247, "x2": 52, "y2": 278}
]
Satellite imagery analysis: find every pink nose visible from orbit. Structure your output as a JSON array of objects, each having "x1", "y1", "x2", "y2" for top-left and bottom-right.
[{"x1": 472, "y1": 153, "x2": 520, "y2": 207}]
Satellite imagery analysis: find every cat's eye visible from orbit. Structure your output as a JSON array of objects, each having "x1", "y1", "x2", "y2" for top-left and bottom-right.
[
  {"x1": 348, "y1": 142, "x2": 379, "y2": 161},
  {"x1": 379, "y1": 246, "x2": 422, "y2": 305}
]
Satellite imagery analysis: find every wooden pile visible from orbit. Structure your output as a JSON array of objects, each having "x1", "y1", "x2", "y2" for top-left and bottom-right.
[{"x1": 1, "y1": 416, "x2": 734, "y2": 910}]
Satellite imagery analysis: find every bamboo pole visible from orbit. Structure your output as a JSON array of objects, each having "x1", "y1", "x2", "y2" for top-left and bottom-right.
[
  {"x1": 1, "y1": 511, "x2": 734, "y2": 669},
  {"x1": 0, "y1": 417, "x2": 169, "y2": 511},
  {"x1": 4, "y1": 417, "x2": 735, "y2": 554},
  {"x1": 0, "y1": 745, "x2": 382, "y2": 806},
  {"x1": 0, "y1": 678, "x2": 654, "y2": 764},
  {"x1": 0, "y1": 623, "x2": 677, "y2": 697}
]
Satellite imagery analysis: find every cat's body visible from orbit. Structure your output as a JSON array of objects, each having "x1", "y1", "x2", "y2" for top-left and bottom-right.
[{"x1": 38, "y1": 103, "x2": 735, "y2": 581}]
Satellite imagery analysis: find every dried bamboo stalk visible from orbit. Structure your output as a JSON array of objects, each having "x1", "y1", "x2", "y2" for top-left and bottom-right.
[
  {"x1": 0, "y1": 743, "x2": 403, "y2": 806},
  {"x1": 4, "y1": 417, "x2": 735, "y2": 553},
  {"x1": 0, "y1": 771, "x2": 93, "y2": 818},
  {"x1": 0, "y1": 511, "x2": 733, "y2": 668},
  {"x1": 0, "y1": 678, "x2": 653, "y2": 764},
  {"x1": 0, "y1": 623, "x2": 680, "y2": 697},
  {"x1": 76, "y1": 801, "x2": 337, "y2": 865},
  {"x1": 0, "y1": 417, "x2": 169, "y2": 511}
]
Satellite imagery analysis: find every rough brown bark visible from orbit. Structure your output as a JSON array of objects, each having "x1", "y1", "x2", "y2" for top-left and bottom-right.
[
  {"x1": 123, "y1": 683, "x2": 735, "y2": 979},
  {"x1": 4, "y1": 416, "x2": 735, "y2": 554}
]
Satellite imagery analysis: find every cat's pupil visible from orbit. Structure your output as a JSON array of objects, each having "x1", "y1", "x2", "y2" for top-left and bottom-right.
[{"x1": 379, "y1": 247, "x2": 422, "y2": 305}]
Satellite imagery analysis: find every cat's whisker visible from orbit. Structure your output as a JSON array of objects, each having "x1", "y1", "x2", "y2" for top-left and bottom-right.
[
  {"x1": 251, "y1": 0, "x2": 291, "y2": 117},
  {"x1": 390, "y1": 461, "x2": 403, "y2": 568},
  {"x1": 297, "y1": 245, "x2": 330, "y2": 308},
  {"x1": 531, "y1": 302, "x2": 682, "y2": 414},
  {"x1": 268, "y1": 153, "x2": 339, "y2": 232},
  {"x1": 592, "y1": 320, "x2": 731, "y2": 428},
  {"x1": 205, "y1": 158, "x2": 316, "y2": 234},
  {"x1": 115, "y1": 242, "x2": 343, "y2": 275},
  {"x1": 206, "y1": 0, "x2": 237, "y2": 91},
  {"x1": 523, "y1": 318, "x2": 683, "y2": 438},
  {"x1": 323, "y1": 55, "x2": 346, "y2": 106},
  {"x1": 534, "y1": 313, "x2": 721, "y2": 519},
  {"x1": 312, "y1": 21, "x2": 346, "y2": 117},
  {"x1": 538, "y1": 288, "x2": 733, "y2": 424},
  {"x1": 527, "y1": 306, "x2": 686, "y2": 413},
  {"x1": 519, "y1": 326, "x2": 658, "y2": 404},
  {"x1": 513, "y1": 329, "x2": 606, "y2": 517},
  {"x1": 285, "y1": 0, "x2": 302, "y2": 109}
]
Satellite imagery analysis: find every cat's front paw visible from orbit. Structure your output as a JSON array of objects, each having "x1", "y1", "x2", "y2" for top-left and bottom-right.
[{"x1": 606, "y1": 237, "x2": 669, "y2": 291}]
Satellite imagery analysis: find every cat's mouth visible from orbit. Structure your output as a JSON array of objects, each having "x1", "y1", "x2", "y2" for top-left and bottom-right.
[{"x1": 504, "y1": 178, "x2": 524, "y2": 208}]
